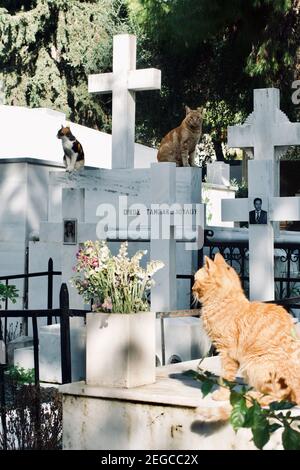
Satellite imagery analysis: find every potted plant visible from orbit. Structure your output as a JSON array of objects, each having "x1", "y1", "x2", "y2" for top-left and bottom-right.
[{"x1": 71, "y1": 241, "x2": 164, "y2": 388}]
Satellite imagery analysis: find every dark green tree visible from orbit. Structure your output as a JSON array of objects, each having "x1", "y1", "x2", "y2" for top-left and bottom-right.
[
  {"x1": 128, "y1": 0, "x2": 300, "y2": 158},
  {"x1": 0, "y1": 0, "x2": 132, "y2": 130},
  {"x1": 1, "y1": 1, "x2": 299, "y2": 157}
]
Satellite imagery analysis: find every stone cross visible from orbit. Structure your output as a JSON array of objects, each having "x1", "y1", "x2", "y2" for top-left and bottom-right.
[
  {"x1": 228, "y1": 88, "x2": 300, "y2": 160},
  {"x1": 223, "y1": 88, "x2": 300, "y2": 301},
  {"x1": 150, "y1": 163, "x2": 177, "y2": 312},
  {"x1": 88, "y1": 34, "x2": 161, "y2": 169}
]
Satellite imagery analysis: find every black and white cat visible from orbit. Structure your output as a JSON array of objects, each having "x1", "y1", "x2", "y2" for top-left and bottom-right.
[{"x1": 57, "y1": 125, "x2": 85, "y2": 172}]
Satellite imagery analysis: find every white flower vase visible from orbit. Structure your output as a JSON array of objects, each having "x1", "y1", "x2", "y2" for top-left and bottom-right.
[{"x1": 86, "y1": 311, "x2": 156, "y2": 388}]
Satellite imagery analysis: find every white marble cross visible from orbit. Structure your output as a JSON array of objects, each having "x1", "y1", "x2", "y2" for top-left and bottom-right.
[
  {"x1": 88, "y1": 34, "x2": 161, "y2": 169},
  {"x1": 228, "y1": 88, "x2": 300, "y2": 160},
  {"x1": 223, "y1": 88, "x2": 300, "y2": 301}
]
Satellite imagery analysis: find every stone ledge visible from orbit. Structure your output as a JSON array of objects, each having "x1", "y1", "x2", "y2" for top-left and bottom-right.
[{"x1": 59, "y1": 357, "x2": 224, "y2": 409}]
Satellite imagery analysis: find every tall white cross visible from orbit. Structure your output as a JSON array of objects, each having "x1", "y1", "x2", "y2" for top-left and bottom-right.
[
  {"x1": 88, "y1": 34, "x2": 161, "y2": 169},
  {"x1": 223, "y1": 88, "x2": 300, "y2": 301}
]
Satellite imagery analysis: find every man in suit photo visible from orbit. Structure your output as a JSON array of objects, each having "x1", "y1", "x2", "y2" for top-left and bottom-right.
[{"x1": 249, "y1": 197, "x2": 268, "y2": 224}]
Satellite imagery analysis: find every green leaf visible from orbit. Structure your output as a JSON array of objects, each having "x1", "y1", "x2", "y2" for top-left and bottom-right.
[
  {"x1": 182, "y1": 370, "x2": 199, "y2": 379},
  {"x1": 230, "y1": 390, "x2": 243, "y2": 406},
  {"x1": 201, "y1": 379, "x2": 215, "y2": 397},
  {"x1": 269, "y1": 401, "x2": 297, "y2": 411},
  {"x1": 223, "y1": 378, "x2": 238, "y2": 389},
  {"x1": 269, "y1": 423, "x2": 282, "y2": 433},
  {"x1": 230, "y1": 399, "x2": 248, "y2": 431},
  {"x1": 243, "y1": 405, "x2": 256, "y2": 428},
  {"x1": 290, "y1": 415, "x2": 300, "y2": 422},
  {"x1": 282, "y1": 426, "x2": 300, "y2": 450},
  {"x1": 251, "y1": 412, "x2": 270, "y2": 450}
]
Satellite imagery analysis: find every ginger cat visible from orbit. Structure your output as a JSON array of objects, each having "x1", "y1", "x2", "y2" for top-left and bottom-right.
[
  {"x1": 193, "y1": 253, "x2": 300, "y2": 405},
  {"x1": 157, "y1": 106, "x2": 204, "y2": 167}
]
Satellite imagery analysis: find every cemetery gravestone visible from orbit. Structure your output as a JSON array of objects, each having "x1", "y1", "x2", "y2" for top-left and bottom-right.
[{"x1": 223, "y1": 88, "x2": 300, "y2": 300}]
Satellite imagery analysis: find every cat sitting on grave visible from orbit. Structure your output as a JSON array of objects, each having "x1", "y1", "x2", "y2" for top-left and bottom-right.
[
  {"x1": 192, "y1": 253, "x2": 300, "y2": 406},
  {"x1": 57, "y1": 125, "x2": 85, "y2": 172},
  {"x1": 157, "y1": 106, "x2": 204, "y2": 167}
]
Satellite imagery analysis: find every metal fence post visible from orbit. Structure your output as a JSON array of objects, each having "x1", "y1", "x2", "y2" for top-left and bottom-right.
[
  {"x1": 60, "y1": 283, "x2": 72, "y2": 384},
  {"x1": 0, "y1": 341, "x2": 7, "y2": 450},
  {"x1": 22, "y1": 247, "x2": 29, "y2": 336},
  {"x1": 160, "y1": 317, "x2": 166, "y2": 366},
  {"x1": 47, "y1": 258, "x2": 54, "y2": 325},
  {"x1": 0, "y1": 365, "x2": 7, "y2": 450},
  {"x1": 32, "y1": 315, "x2": 40, "y2": 386}
]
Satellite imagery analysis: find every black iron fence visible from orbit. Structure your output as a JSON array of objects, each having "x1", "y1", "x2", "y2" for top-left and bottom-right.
[
  {"x1": 205, "y1": 238, "x2": 300, "y2": 304},
  {"x1": 0, "y1": 258, "x2": 62, "y2": 343},
  {"x1": 0, "y1": 283, "x2": 87, "y2": 386}
]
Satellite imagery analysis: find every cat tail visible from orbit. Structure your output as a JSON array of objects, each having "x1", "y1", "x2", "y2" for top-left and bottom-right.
[{"x1": 196, "y1": 403, "x2": 232, "y2": 422}]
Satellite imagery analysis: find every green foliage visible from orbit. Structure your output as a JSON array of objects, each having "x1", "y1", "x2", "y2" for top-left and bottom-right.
[
  {"x1": 6, "y1": 365, "x2": 35, "y2": 385},
  {"x1": 186, "y1": 369, "x2": 300, "y2": 450},
  {"x1": 1, "y1": 1, "x2": 299, "y2": 154},
  {"x1": 127, "y1": 0, "x2": 300, "y2": 152},
  {"x1": 203, "y1": 100, "x2": 245, "y2": 142},
  {"x1": 0, "y1": 283, "x2": 18, "y2": 305},
  {"x1": 0, "y1": 0, "x2": 131, "y2": 130}
]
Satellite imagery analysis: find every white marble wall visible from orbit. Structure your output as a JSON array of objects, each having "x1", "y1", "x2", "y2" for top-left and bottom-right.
[
  {"x1": 202, "y1": 183, "x2": 236, "y2": 227},
  {"x1": 0, "y1": 105, "x2": 156, "y2": 168}
]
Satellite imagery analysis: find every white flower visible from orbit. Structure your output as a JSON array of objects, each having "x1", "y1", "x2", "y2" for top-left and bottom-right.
[{"x1": 146, "y1": 260, "x2": 165, "y2": 277}]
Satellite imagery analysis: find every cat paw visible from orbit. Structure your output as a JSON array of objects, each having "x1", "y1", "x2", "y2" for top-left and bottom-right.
[{"x1": 211, "y1": 388, "x2": 230, "y2": 401}]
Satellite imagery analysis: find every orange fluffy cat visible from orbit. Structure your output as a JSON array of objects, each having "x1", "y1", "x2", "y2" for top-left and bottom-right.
[
  {"x1": 193, "y1": 253, "x2": 300, "y2": 405},
  {"x1": 157, "y1": 106, "x2": 204, "y2": 167}
]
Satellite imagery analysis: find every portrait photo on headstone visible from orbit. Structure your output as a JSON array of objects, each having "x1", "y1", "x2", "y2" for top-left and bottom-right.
[
  {"x1": 63, "y1": 219, "x2": 77, "y2": 244},
  {"x1": 249, "y1": 197, "x2": 268, "y2": 225}
]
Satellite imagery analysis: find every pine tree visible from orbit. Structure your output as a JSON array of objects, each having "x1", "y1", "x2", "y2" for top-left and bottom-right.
[{"x1": 0, "y1": 0, "x2": 130, "y2": 130}]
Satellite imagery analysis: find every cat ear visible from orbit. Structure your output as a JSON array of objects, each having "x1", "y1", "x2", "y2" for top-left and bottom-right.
[
  {"x1": 61, "y1": 124, "x2": 64, "y2": 128},
  {"x1": 204, "y1": 256, "x2": 216, "y2": 272},
  {"x1": 214, "y1": 253, "x2": 226, "y2": 265},
  {"x1": 185, "y1": 105, "x2": 191, "y2": 115}
]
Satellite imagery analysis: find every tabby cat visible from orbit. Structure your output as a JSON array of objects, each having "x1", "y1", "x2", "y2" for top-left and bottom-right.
[
  {"x1": 57, "y1": 125, "x2": 85, "y2": 172},
  {"x1": 157, "y1": 106, "x2": 204, "y2": 167},
  {"x1": 193, "y1": 253, "x2": 300, "y2": 405}
]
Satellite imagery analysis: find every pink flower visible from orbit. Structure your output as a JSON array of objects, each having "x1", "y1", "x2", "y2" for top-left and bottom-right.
[{"x1": 102, "y1": 297, "x2": 112, "y2": 311}]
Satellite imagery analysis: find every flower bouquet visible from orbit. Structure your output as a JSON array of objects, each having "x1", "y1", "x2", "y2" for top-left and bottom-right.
[{"x1": 71, "y1": 240, "x2": 164, "y2": 388}]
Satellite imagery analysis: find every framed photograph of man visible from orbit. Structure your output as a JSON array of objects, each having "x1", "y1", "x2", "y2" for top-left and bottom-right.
[
  {"x1": 63, "y1": 219, "x2": 77, "y2": 244},
  {"x1": 249, "y1": 197, "x2": 268, "y2": 225}
]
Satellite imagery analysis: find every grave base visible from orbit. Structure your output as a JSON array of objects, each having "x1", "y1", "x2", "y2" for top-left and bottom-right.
[
  {"x1": 14, "y1": 323, "x2": 86, "y2": 384},
  {"x1": 60, "y1": 357, "x2": 295, "y2": 450}
]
